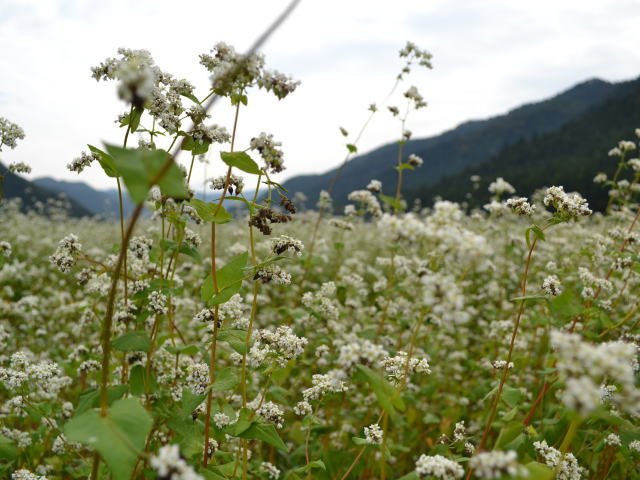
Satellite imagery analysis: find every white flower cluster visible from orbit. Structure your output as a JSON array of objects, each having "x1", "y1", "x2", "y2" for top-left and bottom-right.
[
  {"x1": 271, "y1": 235, "x2": 304, "y2": 256},
  {"x1": 604, "y1": 433, "x2": 621, "y2": 446},
  {"x1": 251, "y1": 325, "x2": 307, "y2": 367},
  {"x1": 550, "y1": 331, "x2": 639, "y2": 415},
  {"x1": 293, "y1": 400, "x2": 312, "y2": 416},
  {"x1": 488, "y1": 177, "x2": 515, "y2": 196},
  {"x1": 150, "y1": 444, "x2": 203, "y2": 480},
  {"x1": 254, "y1": 264, "x2": 291, "y2": 285},
  {"x1": 49, "y1": 234, "x2": 82, "y2": 273},
  {"x1": 608, "y1": 139, "x2": 636, "y2": 157},
  {"x1": 254, "y1": 400, "x2": 284, "y2": 428},
  {"x1": 408, "y1": 154, "x2": 424, "y2": 167},
  {"x1": 185, "y1": 363, "x2": 209, "y2": 395},
  {"x1": 0, "y1": 241, "x2": 11, "y2": 257},
  {"x1": 468, "y1": 450, "x2": 527, "y2": 478},
  {"x1": 250, "y1": 132, "x2": 285, "y2": 174},
  {"x1": 491, "y1": 360, "x2": 514, "y2": 370},
  {"x1": 257, "y1": 70, "x2": 300, "y2": 100},
  {"x1": 328, "y1": 218, "x2": 354, "y2": 231},
  {"x1": 404, "y1": 86, "x2": 428, "y2": 109},
  {"x1": 92, "y1": 48, "x2": 161, "y2": 106},
  {"x1": 192, "y1": 124, "x2": 231, "y2": 145},
  {"x1": 398, "y1": 41, "x2": 434, "y2": 69},
  {"x1": 628, "y1": 440, "x2": 640, "y2": 452},
  {"x1": 67, "y1": 151, "x2": 99, "y2": 174},
  {"x1": 543, "y1": 186, "x2": 592, "y2": 219},
  {"x1": 505, "y1": 197, "x2": 535, "y2": 216},
  {"x1": 542, "y1": 275, "x2": 562, "y2": 297},
  {"x1": 209, "y1": 173, "x2": 244, "y2": 195},
  {"x1": 337, "y1": 338, "x2": 387, "y2": 370},
  {"x1": 367, "y1": 179, "x2": 382, "y2": 193},
  {"x1": 0, "y1": 117, "x2": 25, "y2": 151},
  {"x1": 364, "y1": 423, "x2": 384, "y2": 444},
  {"x1": 302, "y1": 370, "x2": 348, "y2": 401},
  {"x1": 578, "y1": 267, "x2": 612, "y2": 297},
  {"x1": 381, "y1": 351, "x2": 431, "y2": 383},
  {"x1": 8, "y1": 162, "x2": 32, "y2": 174},
  {"x1": 0, "y1": 352, "x2": 71, "y2": 400},
  {"x1": 533, "y1": 440, "x2": 583, "y2": 480},
  {"x1": 301, "y1": 282, "x2": 340, "y2": 321},
  {"x1": 11, "y1": 469, "x2": 47, "y2": 480},
  {"x1": 347, "y1": 190, "x2": 382, "y2": 217},
  {"x1": 260, "y1": 461, "x2": 281, "y2": 479},
  {"x1": 148, "y1": 291, "x2": 168, "y2": 315},
  {"x1": 415, "y1": 454, "x2": 463, "y2": 479}
]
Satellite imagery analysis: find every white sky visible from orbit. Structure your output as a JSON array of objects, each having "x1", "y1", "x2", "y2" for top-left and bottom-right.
[{"x1": 1, "y1": 0, "x2": 639, "y2": 191}]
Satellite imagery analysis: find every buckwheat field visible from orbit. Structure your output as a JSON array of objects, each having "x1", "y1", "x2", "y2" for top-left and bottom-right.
[{"x1": 1, "y1": 12, "x2": 640, "y2": 480}]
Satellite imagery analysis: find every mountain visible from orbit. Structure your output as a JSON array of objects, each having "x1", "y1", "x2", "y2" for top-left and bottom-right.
[
  {"x1": 32, "y1": 177, "x2": 135, "y2": 218},
  {"x1": 280, "y1": 77, "x2": 627, "y2": 210},
  {"x1": 409, "y1": 77, "x2": 640, "y2": 212},
  {"x1": 0, "y1": 163, "x2": 93, "y2": 217}
]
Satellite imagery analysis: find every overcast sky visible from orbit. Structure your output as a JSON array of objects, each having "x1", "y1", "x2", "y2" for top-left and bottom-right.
[{"x1": 1, "y1": 0, "x2": 639, "y2": 192}]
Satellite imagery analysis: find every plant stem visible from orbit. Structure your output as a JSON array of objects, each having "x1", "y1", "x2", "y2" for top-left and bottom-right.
[{"x1": 477, "y1": 232, "x2": 541, "y2": 451}]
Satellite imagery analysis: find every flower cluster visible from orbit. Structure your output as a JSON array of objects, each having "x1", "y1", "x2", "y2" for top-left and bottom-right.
[
  {"x1": 0, "y1": 117, "x2": 25, "y2": 151},
  {"x1": 49, "y1": 234, "x2": 82, "y2": 273}
]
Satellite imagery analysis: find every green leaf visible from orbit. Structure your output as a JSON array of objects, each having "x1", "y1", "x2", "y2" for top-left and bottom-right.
[
  {"x1": 189, "y1": 198, "x2": 233, "y2": 224},
  {"x1": 355, "y1": 365, "x2": 405, "y2": 416},
  {"x1": 397, "y1": 472, "x2": 418, "y2": 480},
  {"x1": 395, "y1": 163, "x2": 415, "y2": 171},
  {"x1": 293, "y1": 459, "x2": 327, "y2": 473},
  {"x1": 525, "y1": 224, "x2": 545, "y2": 249},
  {"x1": 228, "y1": 408, "x2": 254, "y2": 436},
  {"x1": 128, "y1": 365, "x2": 156, "y2": 396},
  {"x1": 217, "y1": 329, "x2": 249, "y2": 355},
  {"x1": 105, "y1": 145, "x2": 189, "y2": 203},
  {"x1": 518, "y1": 462, "x2": 554, "y2": 480},
  {"x1": 201, "y1": 252, "x2": 248, "y2": 303},
  {"x1": 112, "y1": 331, "x2": 151, "y2": 353},
  {"x1": 88, "y1": 144, "x2": 120, "y2": 178},
  {"x1": 0, "y1": 436, "x2": 17, "y2": 460},
  {"x1": 346, "y1": 143, "x2": 357, "y2": 153},
  {"x1": 220, "y1": 151, "x2": 262, "y2": 175},
  {"x1": 180, "y1": 91, "x2": 201, "y2": 105},
  {"x1": 212, "y1": 367, "x2": 240, "y2": 391},
  {"x1": 352, "y1": 437, "x2": 370, "y2": 446},
  {"x1": 502, "y1": 384, "x2": 525, "y2": 409},
  {"x1": 237, "y1": 422, "x2": 288, "y2": 451},
  {"x1": 181, "y1": 136, "x2": 211, "y2": 155},
  {"x1": 180, "y1": 388, "x2": 206, "y2": 415},
  {"x1": 76, "y1": 385, "x2": 129, "y2": 415},
  {"x1": 129, "y1": 107, "x2": 143, "y2": 133},
  {"x1": 64, "y1": 398, "x2": 153, "y2": 480},
  {"x1": 495, "y1": 422, "x2": 524, "y2": 449},
  {"x1": 165, "y1": 344, "x2": 200, "y2": 356},
  {"x1": 379, "y1": 194, "x2": 404, "y2": 212}
]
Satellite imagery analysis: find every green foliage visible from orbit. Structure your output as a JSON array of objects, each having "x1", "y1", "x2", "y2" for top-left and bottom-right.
[
  {"x1": 220, "y1": 151, "x2": 262, "y2": 175},
  {"x1": 189, "y1": 198, "x2": 233, "y2": 224},
  {"x1": 201, "y1": 251, "x2": 249, "y2": 304},
  {"x1": 105, "y1": 145, "x2": 189, "y2": 203},
  {"x1": 112, "y1": 331, "x2": 151, "y2": 352},
  {"x1": 64, "y1": 398, "x2": 153, "y2": 480}
]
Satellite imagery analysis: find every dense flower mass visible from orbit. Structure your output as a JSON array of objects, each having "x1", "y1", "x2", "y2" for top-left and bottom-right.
[{"x1": 2, "y1": 33, "x2": 640, "y2": 480}]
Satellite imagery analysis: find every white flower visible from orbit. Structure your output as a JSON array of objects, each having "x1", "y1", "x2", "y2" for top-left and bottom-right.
[
  {"x1": 150, "y1": 444, "x2": 203, "y2": 480},
  {"x1": 415, "y1": 454, "x2": 463, "y2": 479},
  {"x1": 364, "y1": 423, "x2": 383, "y2": 444}
]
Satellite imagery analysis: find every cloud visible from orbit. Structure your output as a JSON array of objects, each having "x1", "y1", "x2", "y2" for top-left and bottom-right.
[{"x1": 1, "y1": 0, "x2": 638, "y2": 194}]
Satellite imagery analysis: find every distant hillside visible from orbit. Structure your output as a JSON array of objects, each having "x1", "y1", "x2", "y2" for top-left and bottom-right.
[
  {"x1": 410, "y1": 77, "x2": 640, "y2": 212},
  {"x1": 281, "y1": 77, "x2": 625, "y2": 209},
  {"x1": 0, "y1": 163, "x2": 93, "y2": 217},
  {"x1": 33, "y1": 177, "x2": 135, "y2": 218}
]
